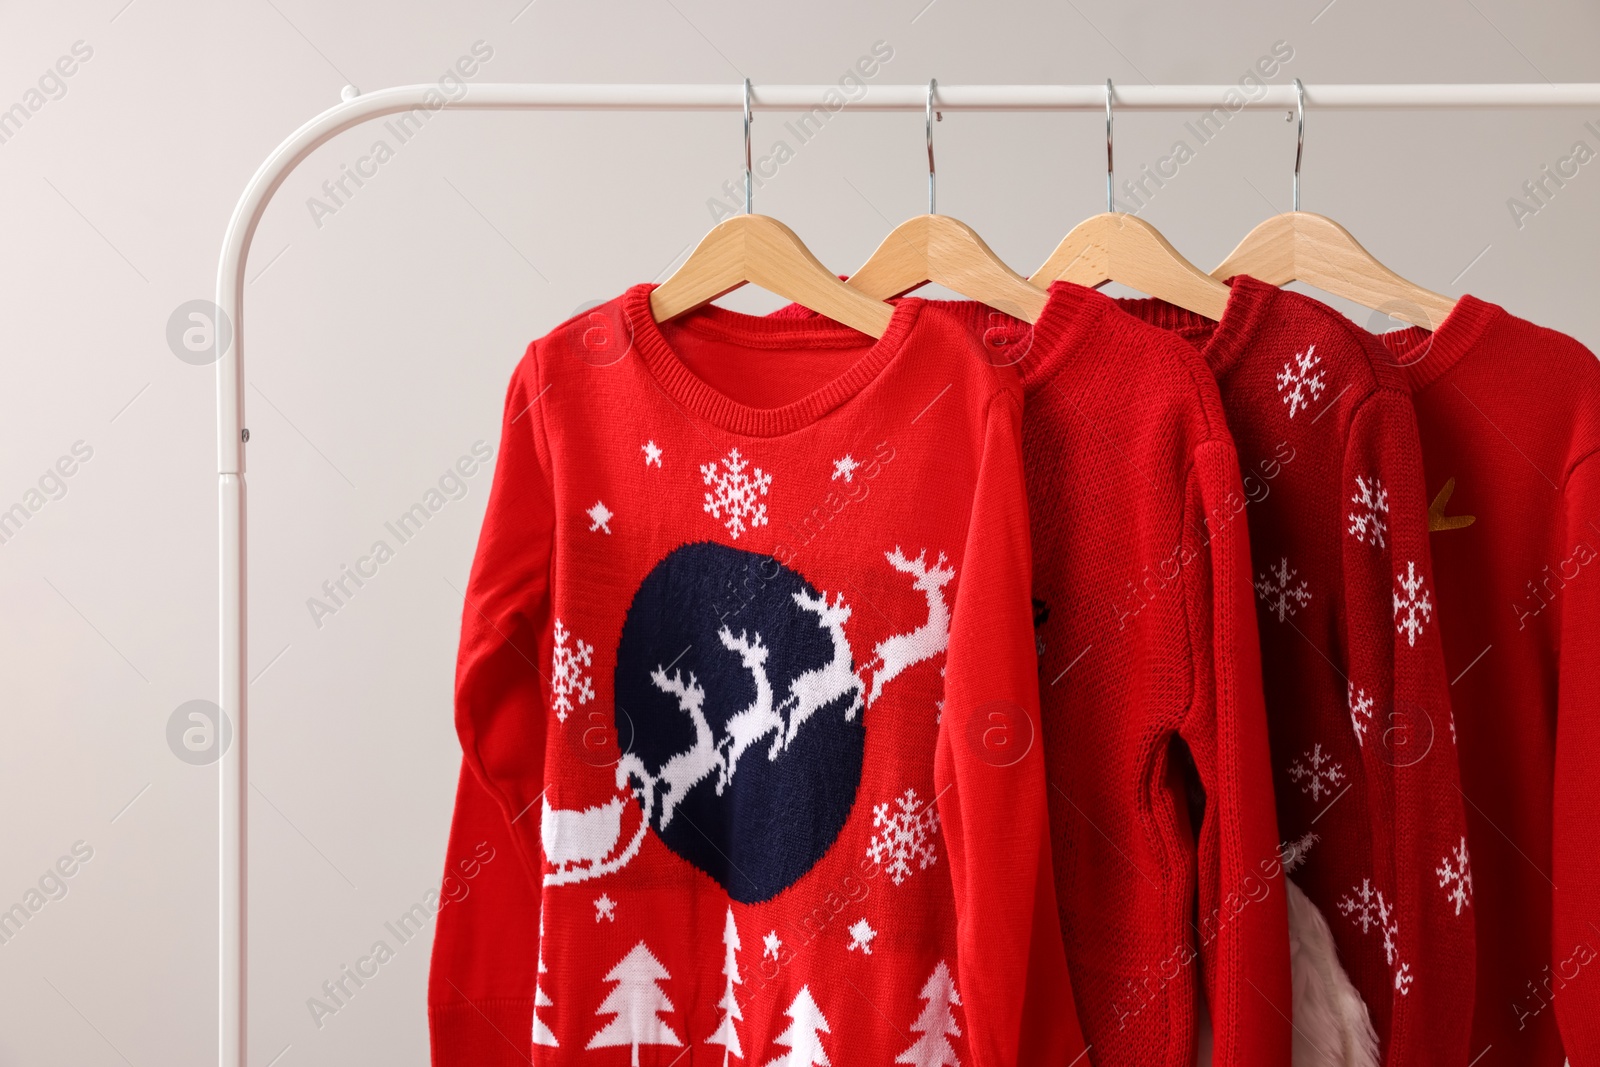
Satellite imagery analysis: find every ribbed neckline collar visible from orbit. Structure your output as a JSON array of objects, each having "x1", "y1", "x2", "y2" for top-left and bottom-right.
[
  {"x1": 1113, "y1": 274, "x2": 1279, "y2": 378},
  {"x1": 918, "y1": 281, "x2": 1118, "y2": 394},
  {"x1": 622, "y1": 282, "x2": 923, "y2": 438},
  {"x1": 1371, "y1": 294, "x2": 1504, "y2": 392}
]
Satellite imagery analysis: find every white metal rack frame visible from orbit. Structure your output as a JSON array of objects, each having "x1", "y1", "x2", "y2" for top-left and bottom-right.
[{"x1": 215, "y1": 81, "x2": 1600, "y2": 1066}]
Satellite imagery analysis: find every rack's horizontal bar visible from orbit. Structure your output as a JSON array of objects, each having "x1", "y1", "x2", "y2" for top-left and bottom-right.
[{"x1": 342, "y1": 81, "x2": 1600, "y2": 113}]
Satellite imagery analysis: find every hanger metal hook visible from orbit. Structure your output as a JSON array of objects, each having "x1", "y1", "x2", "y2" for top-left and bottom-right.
[
  {"x1": 1105, "y1": 78, "x2": 1115, "y2": 214},
  {"x1": 1293, "y1": 77, "x2": 1305, "y2": 212},
  {"x1": 742, "y1": 78, "x2": 754, "y2": 215},
  {"x1": 926, "y1": 78, "x2": 939, "y2": 215}
]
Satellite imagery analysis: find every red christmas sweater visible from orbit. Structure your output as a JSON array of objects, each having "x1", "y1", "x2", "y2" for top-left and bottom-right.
[
  {"x1": 1117, "y1": 278, "x2": 1476, "y2": 1066},
  {"x1": 930, "y1": 286, "x2": 1293, "y2": 1067},
  {"x1": 432, "y1": 284, "x2": 1081, "y2": 1066},
  {"x1": 1378, "y1": 300, "x2": 1600, "y2": 1067}
]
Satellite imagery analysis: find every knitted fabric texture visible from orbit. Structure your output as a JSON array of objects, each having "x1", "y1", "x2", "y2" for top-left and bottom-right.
[
  {"x1": 1119, "y1": 277, "x2": 1476, "y2": 1067},
  {"x1": 430, "y1": 284, "x2": 1081, "y2": 1066},
  {"x1": 1380, "y1": 298, "x2": 1600, "y2": 1067}
]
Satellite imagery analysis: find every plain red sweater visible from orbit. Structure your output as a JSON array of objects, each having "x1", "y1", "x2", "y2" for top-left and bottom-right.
[
  {"x1": 900, "y1": 287, "x2": 1291, "y2": 1067},
  {"x1": 1119, "y1": 279, "x2": 1476, "y2": 1067},
  {"x1": 432, "y1": 285, "x2": 1081, "y2": 1066},
  {"x1": 1378, "y1": 299, "x2": 1600, "y2": 1067}
]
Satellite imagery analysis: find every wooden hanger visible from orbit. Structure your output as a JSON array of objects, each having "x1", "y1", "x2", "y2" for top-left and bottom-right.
[
  {"x1": 848, "y1": 81, "x2": 1047, "y2": 323},
  {"x1": 1029, "y1": 80, "x2": 1230, "y2": 321},
  {"x1": 651, "y1": 81, "x2": 895, "y2": 338},
  {"x1": 1212, "y1": 80, "x2": 1455, "y2": 331}
]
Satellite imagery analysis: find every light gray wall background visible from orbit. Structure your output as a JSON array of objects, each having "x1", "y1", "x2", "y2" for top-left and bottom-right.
[{"x1": 2, "y1": 0, "x2": 1597, "y2": 1063}]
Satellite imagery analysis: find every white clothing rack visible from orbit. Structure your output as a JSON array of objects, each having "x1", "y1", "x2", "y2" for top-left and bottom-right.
[{"x1": 215, "y1": 81, "x2": 1600, "y2": 1066}]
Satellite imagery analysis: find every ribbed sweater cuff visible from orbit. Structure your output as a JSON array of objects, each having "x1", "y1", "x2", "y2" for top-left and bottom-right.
[{"x1": 429, "y1": 997, "x2": 535, "y2": 1067}]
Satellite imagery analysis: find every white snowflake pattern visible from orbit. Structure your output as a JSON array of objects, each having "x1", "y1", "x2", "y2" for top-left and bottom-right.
[
  {"x1": 1394, "y1": 561, "x2": 1434, "y2": 647},
  {"x1": 1348, "y1": 475, "x2": 1389, "y2": 549},
  {"x1": 641, "y1": 440, "x2": 663, "y2": 467},
  {"x1": 587, "y1": 500, "x2": 614, "y2": 535},
  {"x1": 1348, "y1": 683, "x2": 1374, "y2": 747},
  {"x1": 846, "y1": 918, "x2": 877, "y2": 955},
  {"x1": 831, "y1": 455, "x2": 860, "y2": 483},
  {"x1": 1287, "y1": 743, "x2": 1346, "y2": 802},
  {"x1": 1275, "y1": 344, "x2": 1326, "y2": 418},
  {"x1": 866, "y1": 787, "x2": 941, "y2": 886},
  {"x1": 551, "y1": 618, "x2": 595, "y2": 723},
  {"x1": 1338, "y1": 878, "x2": 1411, "y2": 997},
  {"x1": 1337, "y1": 878, "x2": 1385, "y2": 935},
  {"x1": 594, "y1": 893, "x2": 617, "y2": 922},
  {"x1": 1437, "y1": 836, "x2": 1474, "y2": 916},
  {"x1": 763, "y1": 931, "x2": 782, "y2": 960},
  {"x1": 701, "y1": 447, "x2": 771, "y2": 540},
  {"x1": 1255, "y1": 557, "x2": 1312, "y2": 623}
]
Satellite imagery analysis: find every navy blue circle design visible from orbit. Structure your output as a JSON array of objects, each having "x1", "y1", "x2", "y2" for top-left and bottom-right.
[{"x1": 614, "y1": 541, "x2": 865, "y2": 903}]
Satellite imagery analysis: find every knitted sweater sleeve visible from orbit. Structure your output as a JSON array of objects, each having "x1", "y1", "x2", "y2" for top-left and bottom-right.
[
  {"x1": 1342, "y1": 392, "x2": 1475, "y2": 1065},
  {"x1": 935, "y1": 389, "x2": 1084, "y2": 1067},
  {"x1": 427, "y1": 763, "x2": 542, "y2": 1065},
  {"x1": 1553, "y1": 451, "x2": 1600, "y2": 1063},
  {"x1": 433, "y1": 345, "x2": 556, "y2": 1064},
  {"x1": 1183, "y1": 438, "x2": 1293, "y2": 1067}
]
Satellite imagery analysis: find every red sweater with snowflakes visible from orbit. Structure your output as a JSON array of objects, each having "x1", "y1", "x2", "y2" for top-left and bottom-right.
[
  {"x1": 431, "y1": 284, "x2": 1081, "y2": 1066},
  {"x1": 1377, "y1": 299, "x2": 1600, "y2": 1067},
  {"x1": 1119, "y1": 278, "x2": 1476, "y2": 1067}
]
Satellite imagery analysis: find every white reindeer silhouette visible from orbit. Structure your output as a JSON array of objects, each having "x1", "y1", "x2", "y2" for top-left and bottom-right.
[
  {"x1": 778, "y1": 589, "x2": 865, "y2": 749},
  {"x1": 714, "y1": 627, "x2": 783, "y2": 794},
  {"x1": 646, "y1": 666, "x2": 724, "y2": 829},
  {"x1": 867, "y1": 547, "x2": 956, "y2": 706}
]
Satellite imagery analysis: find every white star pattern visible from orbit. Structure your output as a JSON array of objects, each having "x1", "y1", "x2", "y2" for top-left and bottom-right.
[
  {"x1": 587, "y1": 500, "x2": 614, "y2": 534},
  {"x1": 641, "y1": 440, "x2": 662, "y2": 467},
  {"x1": 763, "y1": 931, "x2": 782, "y2": 960},
  {"x1": 594, "y1": 893, "x2": 616, "y2": 922},
  {"x1": 846, "y1": 918, "x2": 877, "y2": 955},
  {"x1": 831, "y1": 455, "x2": 860, "y2": 483}
]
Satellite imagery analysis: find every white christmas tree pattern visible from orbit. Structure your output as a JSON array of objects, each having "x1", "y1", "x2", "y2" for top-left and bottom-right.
[
  {"x1": 846, "y1": 918, "x2": 877, "y2": 955},
  {"x1": 594, "y1": 892, "x2": 617, "y2": 922},
  {"x1": 1275, "y1": 344, "x2": 1326, "y2": 418},
  {"x1": 1287, "y1": 743, "x2": 1346, "y2": 803},
  {"x1": 1337, "y1": 878, "x2": 1412, "y2": 997},
  {"x1": 831, "y1": 455, "x2": 860, "y2": 483},
  {"x1": 1437, "y1": 835, "x2": 1474, "y2": 916},
  {"x1": 1255, "y1": 557, "x2": 1312, "y2": 623},
  {"x1": 1348, "y1": 475, "x2": 1389, "y2": 548},
  {"x1": 763, "y1": 931, "x2": 782, "y2": 960},
  {"x1": 551, "y1": 618, "x2": 595, "y2": 723},
  {"x1": 1348, "y1": 683, "x2": 1374, "y2": 747},
  {"x1": 1394, "y1": 561, "x2": 1434, "y2": 647},
  {"x1": 642, "y1": 440, "x2": 663, "y2": 467},
  {"x1": 702, "y1": 447, "x2": 772, "y2": 540},
  {"x1": 895, "y1": 961, "x2": 963, "y2": 1067},
  {"x1": 587, "y1": 500, "x2": 614, "y2": 534},
  {"x1": 533, "y1": 917, "x2": 558, "y2": 1047},
  {"x1": 763, "y1": 986, "x2": 832, "y2": 1067},
  {"x1": 586, "y1": 941, "x2": 683, "y2": 1066},
  {"x1": 866, "y1": 787, "x2": 941, "y2": 886},
  {"x1": 706, "y1": 907, "x2": 744, "y2": 1066}
]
